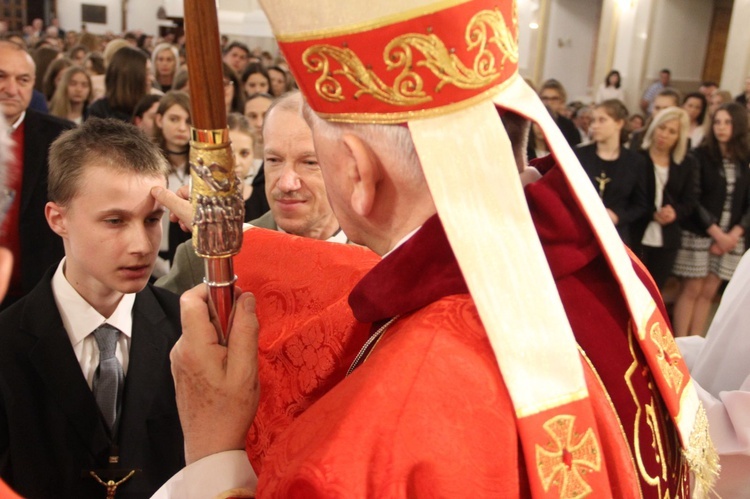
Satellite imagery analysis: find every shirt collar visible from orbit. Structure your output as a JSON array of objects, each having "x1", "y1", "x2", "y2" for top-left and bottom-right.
[
  {"x1": 51, "y1": 258, "x2": 135, "y2": 347},
  {"x1": 10, "y1": 112, "x2": 26, "y2": 131}
]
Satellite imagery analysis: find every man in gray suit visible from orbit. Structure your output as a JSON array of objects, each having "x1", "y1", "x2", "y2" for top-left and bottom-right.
[{"x1": 156, "y1": 92, "x2": 346, "y2": 294}]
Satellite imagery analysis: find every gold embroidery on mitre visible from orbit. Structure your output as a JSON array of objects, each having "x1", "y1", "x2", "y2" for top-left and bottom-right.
[
  {"x1": 301, "y1": 8, "x2": 518, "y2": 106},
  {"x1": 649, "y1": 322, "x2": 684, "y2": 392},
  {"x1": 535, "y1": 415, "x2": 601, "y2": 498}
]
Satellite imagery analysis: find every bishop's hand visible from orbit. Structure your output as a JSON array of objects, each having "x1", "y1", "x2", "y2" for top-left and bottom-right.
[{"x1": 171, "y1": 285, "x2": 260, "y2": 464}]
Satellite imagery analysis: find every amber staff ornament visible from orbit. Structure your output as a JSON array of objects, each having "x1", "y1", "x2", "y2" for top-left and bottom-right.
[{"x1": 184, "y1": 0, "x2": 243, "y2": 344}]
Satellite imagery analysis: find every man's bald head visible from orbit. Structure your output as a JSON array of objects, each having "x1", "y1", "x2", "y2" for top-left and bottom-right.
[{"x1": 0, "y1": 41, "x2": 36, "y2": 123}]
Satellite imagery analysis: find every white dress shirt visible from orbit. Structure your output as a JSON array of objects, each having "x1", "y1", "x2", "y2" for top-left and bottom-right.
[{"x1": 51, "y1": 258, "x2": 134, "y2": 389}]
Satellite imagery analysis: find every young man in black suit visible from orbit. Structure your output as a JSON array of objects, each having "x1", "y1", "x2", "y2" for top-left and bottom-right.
[{"x1": 0, "y1": 118, "x2": 184, "y2": 498}]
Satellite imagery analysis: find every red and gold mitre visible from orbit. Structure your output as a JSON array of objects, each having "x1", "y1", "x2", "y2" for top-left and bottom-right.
[{"x1": 259, "y1": 0, "x2": 717, "y2": 496}]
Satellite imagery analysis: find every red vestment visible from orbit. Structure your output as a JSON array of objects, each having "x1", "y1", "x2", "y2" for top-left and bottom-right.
[{"x1": 234, "y1": 160, "x2": 688, "y2": 497}]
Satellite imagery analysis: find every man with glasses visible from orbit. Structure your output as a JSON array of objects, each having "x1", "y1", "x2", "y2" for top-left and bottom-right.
[{"x1": 538, "y1": 78, "x2": 581, "y2": 148}]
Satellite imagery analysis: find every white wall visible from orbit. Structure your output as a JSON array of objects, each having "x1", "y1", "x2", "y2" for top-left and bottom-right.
[
  {"x1": 58, "y1": 0, "x2": 121, "y2": 35},
  {"x1": 541, "y1": 0, "x2": 601, "y2": 102},
  {"x1": 643, "y1": 0, "x2": 713, "y2": 90},
  {"x1": 721, "y1": 0, "x2": 750, "y2": 94}
]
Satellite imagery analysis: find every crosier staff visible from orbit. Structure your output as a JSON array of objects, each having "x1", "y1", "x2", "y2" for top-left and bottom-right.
[{"x1": 184, "y1": 0, "x2": 243, "y2": 344}]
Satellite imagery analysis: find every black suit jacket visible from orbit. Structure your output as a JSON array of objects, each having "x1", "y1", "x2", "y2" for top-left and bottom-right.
[
  {"x1": 14, "y1": 111, "x2": 72, "y2": 302},
  {"x1": 631, "y1": 151, "x2": 699, "y2": 250},
  {"x1": 0, "y1": 267, "x2": 184, "y2": 498},
  {"x1": 575, "y1": 143, "x2": 649, "y2": 245},
  {"x1": 681, "y1": 146, "x2": 750, "y2": 240}
]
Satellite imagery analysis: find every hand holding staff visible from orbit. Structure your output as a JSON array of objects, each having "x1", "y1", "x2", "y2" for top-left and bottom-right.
[{"x1": 183, "y1": 0, "x2": 244, "y2": 344}]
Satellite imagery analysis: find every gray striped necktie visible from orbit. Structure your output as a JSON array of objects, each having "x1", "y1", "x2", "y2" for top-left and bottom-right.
[{"x1": 92, "y1": 324, "x2": 124, "y2": 432}]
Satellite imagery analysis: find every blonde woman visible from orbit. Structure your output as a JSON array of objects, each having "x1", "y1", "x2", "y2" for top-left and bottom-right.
[
  {"x1": 151, "y1": 43, "x2": 180, "y2": 92},
  {"x1": 632, "y1": 107, "x2": 698, "y2": 291}
]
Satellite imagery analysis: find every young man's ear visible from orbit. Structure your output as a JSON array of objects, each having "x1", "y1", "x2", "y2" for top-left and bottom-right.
[
  {"x1": 45, "y1": 201, "x2": 68, "y2": 238},
  {"x1": 153, "y1": 113, "x2": 163, "y2": 129},
  {"x1": 340, "y1": 133, "x2": 381, "y2": 217}
]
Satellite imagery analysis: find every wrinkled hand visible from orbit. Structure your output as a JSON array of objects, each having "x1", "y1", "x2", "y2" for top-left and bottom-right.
[
  {"x1": 171, "y1": 285, "x2": 260, "y2": 465},
  {"x1": 152, "y1": 186, "x2": 192, "y2": 232}
]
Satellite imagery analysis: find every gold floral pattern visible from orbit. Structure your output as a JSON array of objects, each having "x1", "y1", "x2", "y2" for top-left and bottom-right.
[
  {"x1": 649, "y1": 322, "x2": 684, "y2": 392},
  {"x1": 535, "y1": 415, "x2": 601, "y2": 498},
  {"x1": 301, "y1": 7, "x2": 518, "y2": 106}
]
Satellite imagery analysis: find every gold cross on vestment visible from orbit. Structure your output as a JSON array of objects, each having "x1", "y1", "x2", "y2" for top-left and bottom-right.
[
  {"x1": 535, "y1": 415, "x2": 602, "y2": 498},
  {"x1": 594, "y1": 172, "x2": 611, "y2": 199}
]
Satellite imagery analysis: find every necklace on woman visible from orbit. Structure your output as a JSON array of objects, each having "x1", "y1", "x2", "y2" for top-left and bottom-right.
[{"x1": 166, "y1": 148, "x2": 188, "y2": 155}]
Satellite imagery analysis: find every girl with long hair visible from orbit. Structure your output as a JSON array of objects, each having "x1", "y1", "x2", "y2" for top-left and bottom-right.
[
  {"x1": 153, "y1": 91, "x2": 192, "y2": 269},
  {"x1": 49, "y1": 66, "x2": 92, "y2": 125},
  {"x1": 87, "y1": 46, "x2": 150, "y2": 122},
  {"x1": 42, "y1": 57, "x2": 73, "y2": 102},
  {"x1": 574, "y1": 99, "x2": 649, "y2": 245},
  {"x1": 682, "y1": 92, "x2": 707, "y2": 149},
  {"x1": 595, "y1": 70, "x2": 624, "y2": 104},
  {"x1": 672, "y1": 102, "x2": 750, "y2": 336}
]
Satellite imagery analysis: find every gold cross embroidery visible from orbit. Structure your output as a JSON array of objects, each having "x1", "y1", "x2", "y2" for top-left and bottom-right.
[
  {"x1": 535, "y1": 415, "x2": 602, "y2": 498},
  {"x1": 594, "y1": 172, "x2": 611, "y2": 199},
  {"x1": 649, "y1": 321, "x2": 684, "y2": 392}
]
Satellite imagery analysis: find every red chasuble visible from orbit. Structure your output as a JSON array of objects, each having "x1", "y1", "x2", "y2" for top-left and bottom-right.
[
  {"x1": 235, "y1": 159, "x2": 688, "y2": 498},
  {"x1": 0, "y1": 479, "x2": 21, "y2": 499}
]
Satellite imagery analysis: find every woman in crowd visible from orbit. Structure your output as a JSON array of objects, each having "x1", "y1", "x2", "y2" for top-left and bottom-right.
[
  {"x1": 707, "y1": 90, "x2": 733, "y2": 119},
  {"x1": 632, "y1": 107, "x2": 698, "y2": 291},
  {"x1": 672, "y1": 102, "x2": 750, "y2": 336},
  {"x1": 151, "y1": 43, "x2": 179, "y2": 93},
  {"x1": 242, "y1": 63, "x2": 271, "y2": 98},
  {"x1": 31, "y1": 46, "x2": 60, "y2": 93},
  {"x1": 267, "y1": 66, "x2": 289, "y2": 97},
  {"x1": 67, "y1": 44, "x2": 88, "y2": 66},
  {"x1": 595, "y1": 69, "x2": 624, "y2": 104},
  {"x1": 682, "y1": 92, "x2": 707, "y2": 149},
  {"x1": 574, "y1": 99, "x2": 649, "y2": 245},
  {"x1": 88, "y1": 46, "x2": 151, "y2": 122},
  {"x1": 42, "y1": 57, "x2": 72, "y2": 102},
  {"x1": 48, "y1": 66, "x2": 92, "y2": 125},
  {"x1": 244, "y1": 92, "x2": 274, "y2": 170},
  {"x1": 153, "y1": 91, "x2": 192, "y2": 269},
  {"x1": 227, "y1": 113, "x2": 267, "y2": 221},
  {"x1": 223, "y1": 62, "x2": 244, "y2": 115}
]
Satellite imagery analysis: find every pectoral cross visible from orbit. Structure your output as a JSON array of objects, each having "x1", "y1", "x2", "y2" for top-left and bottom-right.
[
  {"x1": 90, "y1": 470, "x2": 135, "y2": 499},
  {"x1": 86, "y1": 451, "x2": 138, "y2": 499},
  {"x1": 594, "y1": 172, "x2": 611, "y2": 199}
]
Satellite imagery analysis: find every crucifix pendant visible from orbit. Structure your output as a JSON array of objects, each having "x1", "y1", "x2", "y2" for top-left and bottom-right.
[
  {"x1": 595, "y1": 171, "x2": 611, "y2": 199},
  {"x1": 89, "y1": 469, "x2": 136, "y2": 499}
]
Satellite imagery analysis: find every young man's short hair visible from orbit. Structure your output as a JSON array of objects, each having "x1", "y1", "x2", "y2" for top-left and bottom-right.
[{"x1": 48, "y1": 118, "x2": 169, "y2": 206}]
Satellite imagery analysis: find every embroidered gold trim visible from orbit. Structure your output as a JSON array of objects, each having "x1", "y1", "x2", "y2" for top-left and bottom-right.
[
  {"x1": 274, "y1": 0, "x2": 476, "y2": 43},
  {"x1": 535, "y1": 415, "x2": 601, "y2": 498},
  {"x1": 313, "y1": 77, "x2": 514, "y2": 124},
  {"x1": 578, "y1": 346, "x2": 644, "y2": 499},
  {"x1": 683, "y1": 405, "x2": 719, "y2": 498},
  {"x1": 649, "y1": 321, "x2": 684, "y2": 392},
  {"x1": 301, "y1": 7, "x2": 518, "y2": 106}
]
